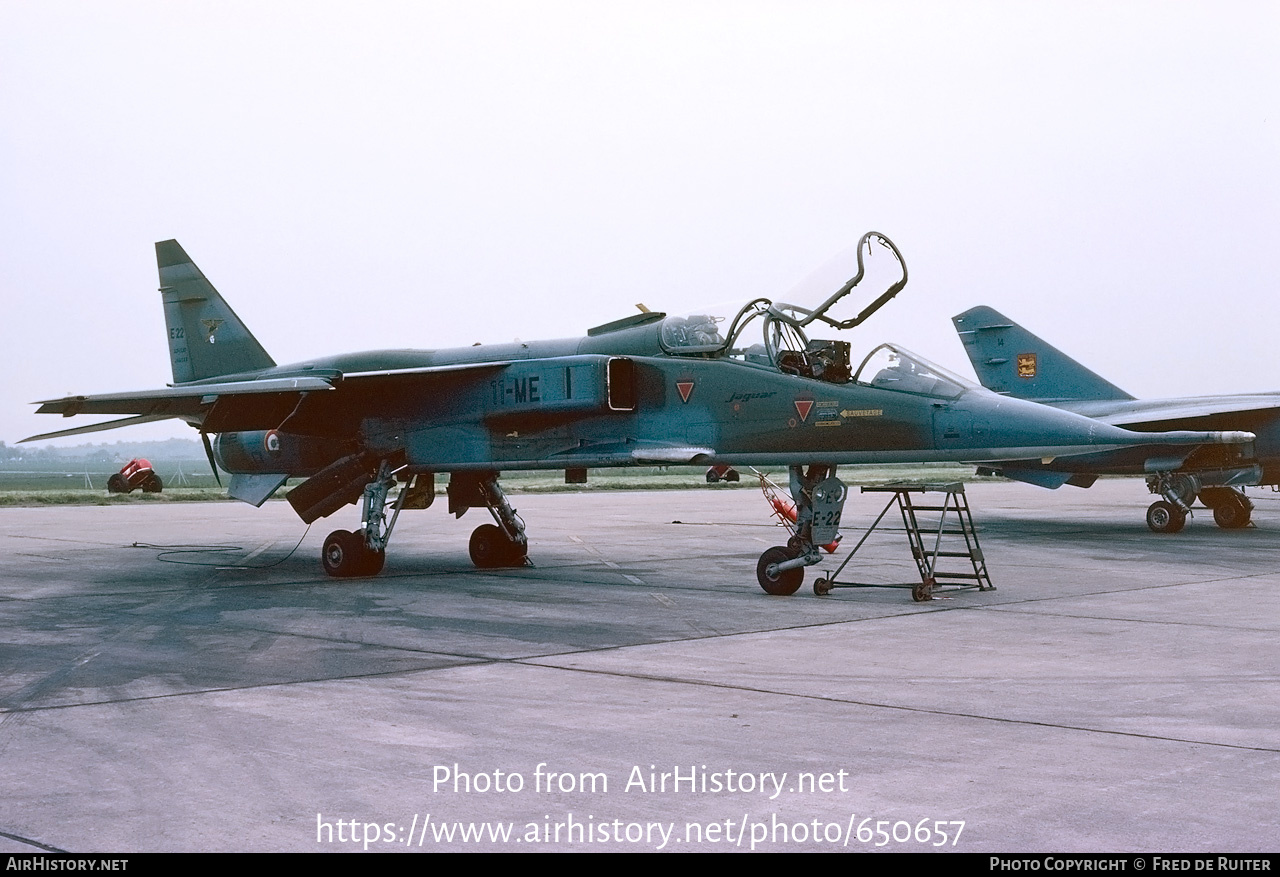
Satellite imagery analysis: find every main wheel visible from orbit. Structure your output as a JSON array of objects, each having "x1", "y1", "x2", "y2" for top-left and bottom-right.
[
  {"x1": 354, "y1": 530, "x2": 386, "y2": 575},
  {"x1": 1146, "y1": 501, "x2": 1187, "y2": 534},
  {"x1": 1199, "y1": 487, "x2": 1230, "y2": 509},
  {"x1": 469, "y1": 524, "x2": 523, "y2": 568},
  {"x1": 322, "y1": 529, "x2": 366, "y2": 577},
  {"x1": 756, "y1": 545, "x2": 803, "y2": 595},
  {"x1": 1213, "y1": 497, "x2": 1252, "y2": 529}
]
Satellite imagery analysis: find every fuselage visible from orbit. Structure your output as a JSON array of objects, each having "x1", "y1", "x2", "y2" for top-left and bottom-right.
[{"x1": 210, "y1": 318, "x2": 1247, "y2": 478}]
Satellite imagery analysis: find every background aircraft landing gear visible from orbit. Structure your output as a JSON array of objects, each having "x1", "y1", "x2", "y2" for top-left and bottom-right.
[
  {"x1": 1145, "y1": 472, "x2": 1193, "y2": 533},
  {"x1": 1202, "y1": 487, "x2": 1253, "y2": 529},
  {"x1": 1146, "y1": 500, "x2": 1186, "y2": 534}
]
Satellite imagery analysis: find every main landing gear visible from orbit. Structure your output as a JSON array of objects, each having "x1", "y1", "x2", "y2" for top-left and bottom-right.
[
  {"x1": 756, "y1": 464, "x2": 846, "y2": 596},
  {"x1": 319, "y1": 466, "x2": 531, "y2": 577},
  {"x1": 450, "y1": 471, "x2": 529, "y2": 569},
  {"x1": 322, "y1": 460, "x2": 403, "y2": 577},
  {"x1": 1145, "y1": 473, "x2": 1254, "y2": 533}
]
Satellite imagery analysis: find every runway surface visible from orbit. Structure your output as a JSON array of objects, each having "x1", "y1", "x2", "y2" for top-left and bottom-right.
[{"x1": 2, "y1": 480, "x2": 1277, "y2": 852}]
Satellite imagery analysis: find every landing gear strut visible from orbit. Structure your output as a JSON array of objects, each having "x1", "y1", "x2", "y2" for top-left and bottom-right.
[
  {"x1": 1146, "y1": 472, "x2": 1192, "y2": 533},
  {"x1": 755, "y1": 464, "x2": 846, "y2": 595}
]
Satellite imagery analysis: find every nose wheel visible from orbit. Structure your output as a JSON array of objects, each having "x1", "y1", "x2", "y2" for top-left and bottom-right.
[{"x1": 757, "y1": 546, "x2": 804, "y2": 595}]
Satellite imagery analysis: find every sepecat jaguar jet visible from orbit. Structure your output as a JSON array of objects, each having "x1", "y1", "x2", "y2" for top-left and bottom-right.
[{"x1": 25, "y1": 234, "x2": 1255, "y2": 592}]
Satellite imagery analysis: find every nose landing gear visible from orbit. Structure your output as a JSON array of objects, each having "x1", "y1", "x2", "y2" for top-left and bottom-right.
[{"x1": 754, "y1": 465, "x2": 844, "y2": 595}]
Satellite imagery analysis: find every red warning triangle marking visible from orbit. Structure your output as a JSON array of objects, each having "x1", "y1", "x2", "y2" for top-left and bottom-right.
[
  {"x1": 794, "y1": 400, "x2": 814, "y2": 421},
  {"x1": 676, "y1": 381, "x2": 694, "y2": 403}
]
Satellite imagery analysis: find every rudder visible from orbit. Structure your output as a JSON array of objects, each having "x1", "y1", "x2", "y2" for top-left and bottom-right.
[
  {"x1": 952, "y1": 305, "x2": 1133, "y2": 403},
  {"x1": 157, "y1": 239, "x2": 275, "y2": 383}
]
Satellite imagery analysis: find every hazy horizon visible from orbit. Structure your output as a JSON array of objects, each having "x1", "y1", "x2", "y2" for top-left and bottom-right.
[{"x1": 4, "y1": 2, "x2": 1276, "y2": 446}]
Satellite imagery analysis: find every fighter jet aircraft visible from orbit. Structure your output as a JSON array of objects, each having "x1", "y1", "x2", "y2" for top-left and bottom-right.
[
  {"x1": 953, "y1": 305, "x2": 1279, "y2": 532},
  {"x1": 24, "y1": 235, "x2": 1254, "y2": 592}
]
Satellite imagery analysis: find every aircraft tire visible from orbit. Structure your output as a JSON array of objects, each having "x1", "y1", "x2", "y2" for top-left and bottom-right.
[
  {"x1": 470, "y1": 524, "x2": 523, "y2": 568},
  {"x1": 1213, "y1": 497, "x2": 1252, "y2": 530},
  {"x1": 1199, "y1": 487, "x2": 1229, "y2": 509},
  {"x1": 354, "y1": 530, "x2": 386, "y2": 575},
  {"x1": 757, "y1": 546, "x2": 803, "y2": 596},
  {"x1": 1146, "y1": 501, "x2": 1186, "y2": 534},
  {"x1": 322, "y1": 529, "x2": 365, "y2": 577}
]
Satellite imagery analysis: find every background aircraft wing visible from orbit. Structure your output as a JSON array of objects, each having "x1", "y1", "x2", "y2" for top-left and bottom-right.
[{"x1": 1063, "y1": 396, "x2": 1280, "y2": 428}]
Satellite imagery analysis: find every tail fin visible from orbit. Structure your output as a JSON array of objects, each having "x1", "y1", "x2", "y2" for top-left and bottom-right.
[
  {"x1": 157, "y1": 240, "x2": 275, "y2": 383},
  {"x1": 951, "y1": 306, "x2": 1133, "y2": 403}
]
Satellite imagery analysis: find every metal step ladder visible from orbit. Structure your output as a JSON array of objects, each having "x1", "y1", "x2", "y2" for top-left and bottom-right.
[{"x1": 814, "y1": 482, "x2": 995, "y2": 601}]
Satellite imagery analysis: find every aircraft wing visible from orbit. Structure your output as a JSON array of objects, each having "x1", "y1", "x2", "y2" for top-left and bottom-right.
[
  {"x1": 22, "y1": 414, "x2": 191, "y2": 443},
  {"x1": 1061, "y1": 396, "x2": 1280, "y2": 428},
  {"x1": 32, "y1": 376, "x2": 338, "y2": 417},
  {"x1": 24, "y1": 375, "x2": 339, "y2": 443},
  {"x1": 23, "y1": 360, "x2": 530, "y2": 441}
]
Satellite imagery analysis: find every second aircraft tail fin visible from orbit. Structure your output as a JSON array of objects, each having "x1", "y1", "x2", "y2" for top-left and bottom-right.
[
  {"x1": 952, "y1": 306, "x2": 1133, "y2": 403},
  {"x1": 157, "y1": 240, "x2": 275, "y2": 384}
]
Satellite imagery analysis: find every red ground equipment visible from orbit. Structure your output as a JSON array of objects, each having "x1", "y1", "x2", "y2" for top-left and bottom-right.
[
  {"x1": 107, "y1": 458, "x2": 163, "y2": 494},
  {"x1": 705, "y1": 465, "x2": 740, "y2": 483}
]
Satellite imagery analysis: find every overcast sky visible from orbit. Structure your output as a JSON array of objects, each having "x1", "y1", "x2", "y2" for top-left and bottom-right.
[{"x1": 2, "y1": 1, "x2": 1276, "y2": 446}]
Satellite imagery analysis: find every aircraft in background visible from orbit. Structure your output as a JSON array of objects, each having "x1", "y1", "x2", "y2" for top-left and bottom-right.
[
  {"x1": 953, "y1": 305, "x2": 1280, "y2": 532},
  {"x1": 23, "y1": 236, "x2": 1254, "y2": 590}
]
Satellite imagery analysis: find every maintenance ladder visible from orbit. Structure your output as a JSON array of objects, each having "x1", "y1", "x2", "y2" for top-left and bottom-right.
[{"x1": 814, "y1": 482, "x2": 994, "y2": 601}]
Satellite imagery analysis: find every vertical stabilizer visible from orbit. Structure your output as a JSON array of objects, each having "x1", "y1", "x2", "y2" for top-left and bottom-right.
[
  {"x1": 157, "y1": 240, "x2": 275, "y2": 383},
  {"x1": 952, "y1": 306, "x2": 1133, "y2": 403}
]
